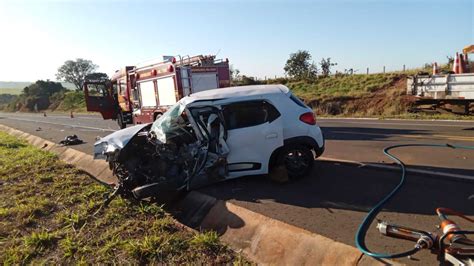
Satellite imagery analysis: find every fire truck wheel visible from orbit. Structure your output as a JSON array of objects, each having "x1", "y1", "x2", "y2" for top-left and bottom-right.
[{"x1": 117, "y1": 112, "x2": 126, "y2": 129}]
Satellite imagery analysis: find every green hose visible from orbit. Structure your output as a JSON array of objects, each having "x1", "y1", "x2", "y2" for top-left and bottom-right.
[{"x1": 355, "y1": 143, "x2": 474, "y2": 259}]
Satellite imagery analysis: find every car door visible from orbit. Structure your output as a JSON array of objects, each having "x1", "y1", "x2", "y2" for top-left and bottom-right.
[
  {"x1": 84, "y1": 81, "x2": 117, "y2": 119},
  {"x1": 222, "y1": 100, "x2": 283, "y2": 178}
]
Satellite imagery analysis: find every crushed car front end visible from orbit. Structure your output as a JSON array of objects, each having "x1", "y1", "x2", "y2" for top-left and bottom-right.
[{"x1": 93, "y1": 100, "x2": 229, "y2": 201}]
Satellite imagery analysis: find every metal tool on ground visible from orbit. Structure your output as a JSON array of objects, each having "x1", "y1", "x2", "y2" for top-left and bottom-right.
[
  {"x1": 355, "y1": 143, "x2": 474, "y2": 264},
  {"x1": 376, "y1": 207, "x2": 474, "y2": 265}
]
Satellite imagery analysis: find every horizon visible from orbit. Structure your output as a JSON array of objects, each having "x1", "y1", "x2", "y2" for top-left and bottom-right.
[{"x1": 0, "y1": 0, "x2": 472, "y2": 82}]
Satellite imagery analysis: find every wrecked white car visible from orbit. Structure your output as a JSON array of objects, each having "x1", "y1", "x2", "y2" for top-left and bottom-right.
[{"x1": 94, "y1": 85, "x2": 324, "y2": 200}]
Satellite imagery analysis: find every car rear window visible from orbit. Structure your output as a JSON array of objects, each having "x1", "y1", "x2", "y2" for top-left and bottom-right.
[
  {"x1": 222, "y1": 100, "x2": 280, "y2": 130},
  {"x1": 289, "y1": 94, "x2": 307, "y2": 108}
]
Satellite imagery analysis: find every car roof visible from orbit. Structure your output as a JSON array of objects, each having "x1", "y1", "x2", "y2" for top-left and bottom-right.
[{"x1": 185, "y1": 84, "x2": 290, "y2": 104}]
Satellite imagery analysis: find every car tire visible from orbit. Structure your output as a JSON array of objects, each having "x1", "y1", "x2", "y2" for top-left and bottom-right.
[
  {"x1": 117, "y1": 112, "x2": 126, "y2": 129},
  {"x1": 278, "y1": 144, "x2": 314, "y2": 179}
]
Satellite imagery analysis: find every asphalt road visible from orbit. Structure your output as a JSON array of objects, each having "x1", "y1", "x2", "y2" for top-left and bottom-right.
[
  {"x1": 0, "y1": 112, "x2": 473, "y2": 174},
  {"x1": 199, "y1": 162, "x2": 474, "y2": 265},
  {"x1": 0, "y1": 112, "x2": 473, "y2": 264}
]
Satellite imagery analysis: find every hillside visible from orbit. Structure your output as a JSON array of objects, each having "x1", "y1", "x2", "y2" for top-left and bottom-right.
[
  {"x1": 287, "y1": 74, "x2": 412, "y2": 116},
  {"x1": 1, "y1": 74, "x2": 472, "y2": 118},
  {"x1": 0, "y1": 81, "x2": 76, "y2": 93},
  {"x1": 0, "y1": 88, "x2": 23, "y2": 95},
  {"x1": 274, "y1": 73, "x2": 472, "y2": 119}
]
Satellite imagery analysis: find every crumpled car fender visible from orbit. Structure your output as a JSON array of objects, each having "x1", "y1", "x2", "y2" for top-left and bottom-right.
[{"x1": 94, "y1": 123, "x2": 150, "y2": 159}]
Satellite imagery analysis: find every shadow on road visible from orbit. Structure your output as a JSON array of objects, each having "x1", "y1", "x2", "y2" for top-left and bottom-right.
[{"x1": 199, "y1": 161, "x2": 474, "y2": 216}]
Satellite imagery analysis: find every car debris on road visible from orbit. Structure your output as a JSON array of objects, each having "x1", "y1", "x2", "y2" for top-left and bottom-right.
[
  {"x1": 93, "y1": 85, "x2": 325, "y2": 201},
  {"x1": 59, "y1": 134, "x2": 84, "y2": 146}
]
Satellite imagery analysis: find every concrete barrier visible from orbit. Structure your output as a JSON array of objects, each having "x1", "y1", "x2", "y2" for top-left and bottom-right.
[
  {"x1": 0, "y1": 124, "x2": 398, "y2": 265},
  {"x1": 182, "y1": 191, "x2": 398, "y2": 266}
]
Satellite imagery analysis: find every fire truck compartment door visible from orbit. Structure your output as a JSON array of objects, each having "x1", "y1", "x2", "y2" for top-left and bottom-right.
[
  {"x1": 138, "y1": 81, "x2": 157, "y2": 107},
  {"x1": 157, "y1": 77, "x2": 177, "y2": 106},
  {"x1": 191, "y1": 73, "x2": 219, "y2": 93}
]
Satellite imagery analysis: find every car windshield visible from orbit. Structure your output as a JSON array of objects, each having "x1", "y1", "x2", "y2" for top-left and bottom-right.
[{"x1": 150, "y1": 102, "x2": 187, "y2": 143}]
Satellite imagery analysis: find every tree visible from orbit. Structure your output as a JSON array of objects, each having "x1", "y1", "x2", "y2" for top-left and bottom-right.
[
  {"x1": 85, "y1": 72, "x2": 109, "y2": 81},
  {"x1": 240, "y1": 75, "x2": 259, "y2": 85},
  {"x1": 23, "y1": 80, "x2": 65, "y2": 97},
  {"x1": 56, "y1": 59, "x2": 98, "y2": 91},
  {"x1": 320, "y1": 57, "x2": 337, "y2": 76},
  {"x1": 284, "y1": 50, "x2": 317, "y2": 79},
  {"x1": 16, "y1": 80, "x2": 66, "y2": 111},
  {"x1": 229, "y1": 65, "x2": 241, "y2": 81}
]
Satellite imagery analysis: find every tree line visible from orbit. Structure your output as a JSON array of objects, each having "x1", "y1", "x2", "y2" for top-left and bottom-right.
[
  {"x1": 5, "y1": 51, "x2": 337, "y2": 111},
  {"x1": 5, "y1": 59, "x2": 105, "y2": 111},
  {"x1": 231, "y1": 50, "x2": 338, "y2": 86}
]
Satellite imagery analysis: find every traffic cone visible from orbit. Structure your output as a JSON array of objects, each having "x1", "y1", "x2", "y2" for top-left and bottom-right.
[
  {"x1": 459, "y1": 54, "x2": 465, "y2": 73},
  {"x1": 453, "y1": 52, "x2": 460, "y2": 74},
  {"x1": 70, "y1": 111, "x2": 74, "y2": 118},
  {"x1": 465, "y1": 53, "x2": 470, "y2": 73},
  {"x1": 433, "y1": 62, "x2": 439, "y2": 75}
]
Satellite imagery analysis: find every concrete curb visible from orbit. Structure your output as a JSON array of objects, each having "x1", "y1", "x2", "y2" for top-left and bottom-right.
[
  {"x1": 0, "y1": 124, "x2": 398, "y2": 265},
  {"x1": 180, "y1": 191, "x2": 399, "y2": 266}
]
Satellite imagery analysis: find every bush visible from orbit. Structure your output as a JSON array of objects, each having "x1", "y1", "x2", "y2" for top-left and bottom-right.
[{"x1": 56, "y1": 91, "x2": 86, "y2": 111}]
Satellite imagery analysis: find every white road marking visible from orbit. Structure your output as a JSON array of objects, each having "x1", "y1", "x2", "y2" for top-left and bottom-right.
[
  {"x1": 2, "y1": 117, "x2": 115, "y2": 132},
  {"x1": 1, "y1": 113, "x2": 99, "y2": 119},
  {"x1": 331, "y1": 130, "x2": 474, "y2": 142},
  {"x1": 319, "y1": 156, "x2": 474, "y2": 181},
  {"x1": 318, "y1": 119, "x2": 474, "y2": 128}
]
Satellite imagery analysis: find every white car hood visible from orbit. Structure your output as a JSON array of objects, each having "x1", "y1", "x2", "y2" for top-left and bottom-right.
[{"x1": 94, "y1": 124, "x2": 150, "y2": 159}]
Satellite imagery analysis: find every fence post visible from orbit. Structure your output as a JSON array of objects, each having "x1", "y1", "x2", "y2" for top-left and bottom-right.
[{"x1": 366, "y1": 67, "x2": 369, "y2": 75}]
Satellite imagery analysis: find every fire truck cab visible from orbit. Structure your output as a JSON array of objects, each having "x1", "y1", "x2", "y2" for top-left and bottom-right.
[{"x1": 84, "y1": 55, "x2": 230, "y2": 128}]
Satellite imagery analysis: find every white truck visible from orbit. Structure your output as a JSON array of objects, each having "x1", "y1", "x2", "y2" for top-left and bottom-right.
[{"x1": 407, "y1": 73, "x2": 474, "y2": 114}]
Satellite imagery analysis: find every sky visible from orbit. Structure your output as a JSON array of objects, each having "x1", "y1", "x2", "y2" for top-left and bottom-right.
[{"x1": 0, "y1": 0, "x2": 472, "y2": 81}]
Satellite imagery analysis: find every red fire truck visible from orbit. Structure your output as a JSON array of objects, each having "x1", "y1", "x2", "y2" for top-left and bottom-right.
[{"x1": 84, "y1": 55, "x2": 230, "y2": 128}]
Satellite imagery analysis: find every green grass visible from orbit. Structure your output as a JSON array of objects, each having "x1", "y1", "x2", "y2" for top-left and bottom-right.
[
  {"x1": 275, "y1": 73, "x2": 473, "y2": 119},
  {"x1": 0, "y1": 88, "x2": 23, "y2": 95},
  {"x1": 0, "y1": 132, "x2": 241, "y2": 264},
  {"x1": 53, "y1": 91, "x2": 87, "y2": 112},
  {"x1": 287, "y1": 73, "x2": 399, "y2": 101}
]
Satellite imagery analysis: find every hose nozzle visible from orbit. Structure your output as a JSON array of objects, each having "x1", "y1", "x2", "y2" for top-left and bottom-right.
[{"x1": 377, "y1": 221, "x2": 435, "y2": 249}]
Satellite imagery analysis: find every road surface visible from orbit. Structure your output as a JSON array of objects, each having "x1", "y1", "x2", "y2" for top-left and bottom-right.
[
  {"x1": 0, "y1": 112, "x2": 472, "y2": 175},
  {"x1": 0, "y1": 112, "x2": 473, "y2": 264}
]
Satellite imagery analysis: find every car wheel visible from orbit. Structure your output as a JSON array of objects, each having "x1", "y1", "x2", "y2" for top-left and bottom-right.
[
  {"x1": 279, "y1": 144, "x2": 314, "y2": 179},
  {"x1": 117, "y1": 112, "x2": 126, "y2": 129}
]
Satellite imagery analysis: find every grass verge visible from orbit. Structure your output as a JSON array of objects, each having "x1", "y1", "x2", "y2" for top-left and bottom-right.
[{"x1": 0, "y1": 132, "x2": 244, "y2": 264}]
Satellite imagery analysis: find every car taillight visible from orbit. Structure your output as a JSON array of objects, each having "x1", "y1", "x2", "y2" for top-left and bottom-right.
[{"x1": 299, "y1": 112, "x2": 316, "y2": 125}]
